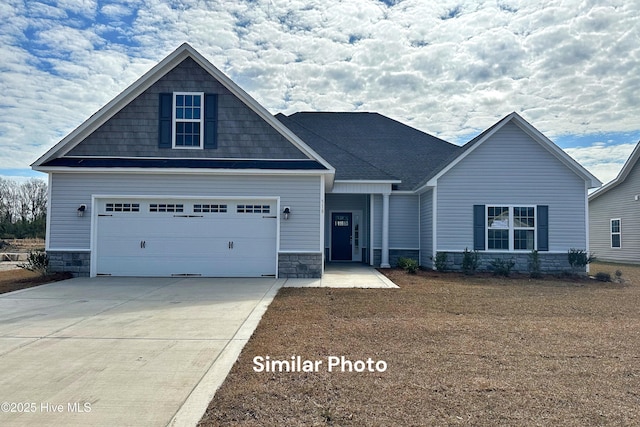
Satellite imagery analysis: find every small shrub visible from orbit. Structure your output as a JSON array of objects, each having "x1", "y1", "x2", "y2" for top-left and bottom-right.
[
  {"x1": 397, "y1": 257, "x2": 418, "y2": 274},
  {"x1": 615, "y1": 269, "x2": 623, "y2": 279},
  {"x1": 18, "y1": 250, "x2": 49, "y2": 276},
  {"x1": 490, "y1": 258, "x2": 515, "y2": 277},
  {"x1": 433, "y1": 252, "x2": 448, "y2": 272},
  {"x1": 528, "y1": 250, "x2": 542, "y2": 279},
  {"x1": 461, "y1": 247, "x2": 479, "y2": 275},
  {"x1": 594, "y1": 272, "x2": 612, "y2": 282},
  {"x1": 567, "y1": 248, "x2": 596, "y2": 273}
]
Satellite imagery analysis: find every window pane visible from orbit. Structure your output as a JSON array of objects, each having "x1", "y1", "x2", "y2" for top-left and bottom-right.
[
  {"x1": 514, "y1": 207, "x2": 535, "y2": 228},
  {"x1": 176, "y1": 95, "x2": 184, "y2": 106},
  {"x1": 612, "y1": 234, "x2": 621, "y2": 248},
  {"x1": 193, "y1": 107, "x2": 201, "y2": 120},
  {"x1": 514, "y1": 229, "x2": 535, "y2": 250},
  {"x1": 185, "y1": 95, "x2": 192, "y2": 107},
  {"x1": 193, "y1": 95, "x2": 201, "y2": 105},
  {"x1": 488, "y1": 207, "x2": 509, "y2": 228},
  {"x1": 611, "y1": 220, "x2": 620, "y2": 233},
  {"x1": 488, "y1": 229, "x2": 509, "y2": 250}
]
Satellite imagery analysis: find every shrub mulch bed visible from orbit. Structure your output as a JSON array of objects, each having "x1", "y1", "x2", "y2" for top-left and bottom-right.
[{"x1": 199, "y1": 262, "x2": 640, "y2": 426}]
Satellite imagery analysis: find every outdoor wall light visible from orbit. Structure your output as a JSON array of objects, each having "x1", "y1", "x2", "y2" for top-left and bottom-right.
[
  {"x1": 77, "y1": 204, "x2": 86, "y2": 217},
  {"x1": 283, "y1": 206, "x2": 291, "y2": 220}
]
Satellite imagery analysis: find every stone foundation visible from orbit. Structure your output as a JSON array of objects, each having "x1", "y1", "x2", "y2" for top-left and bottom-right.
[
  {"x1": 278, "y1": 253, "x2": 323, "y2": 278},
  {"x1": 48, "y1": 251, "x2": 91, "y2": 277},
  {"x1": 435, "y1": 251, "x2": 575, "y2": 274}
]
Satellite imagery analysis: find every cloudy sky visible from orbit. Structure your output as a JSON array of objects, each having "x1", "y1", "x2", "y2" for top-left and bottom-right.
[{"x1": 1, "y1": 0, "x2": 639, "y2": 185}]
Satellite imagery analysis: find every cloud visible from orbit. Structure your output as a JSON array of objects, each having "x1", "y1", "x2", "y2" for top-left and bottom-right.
[
  {"x1": 565, "y1": 142, "x2": 636, "y2": 185},
  {"x1": 0, "y1": 0, "x2": 639, "y2": 175}
]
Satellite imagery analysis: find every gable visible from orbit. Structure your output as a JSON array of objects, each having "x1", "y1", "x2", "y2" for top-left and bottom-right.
[
  {"x1": 440, "y1": 121, "x2": 585, "y2": 188},
  {"x1": 589, "y1": 141, "x2": 640, "y2": 202},
  {"x1": 65, "y1": 57, "x2": 307, "y2": 160},
  {"x1": 422, "y1": 113, "x2": 601, "y2": 190}
]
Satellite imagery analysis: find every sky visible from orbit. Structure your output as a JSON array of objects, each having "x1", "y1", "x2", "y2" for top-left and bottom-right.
[{"x1": 1, "y1": 0, "x2": 639, "y2": 186}]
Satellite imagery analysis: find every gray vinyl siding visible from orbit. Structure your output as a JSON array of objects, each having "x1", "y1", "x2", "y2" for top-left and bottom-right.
[
  {"x1": 436, "y1": 122, "x2": 587, "y2": 252},
  {"x1": 48, "y1": 173, "x2": 322, "y2": 252},
  {"x1": 67, "y1": 57, "x2": 307, "y2": 159},
  {"x1": 589, "y1": 162, "x2": 640, "y2": 263},
  {"x1": 389, "y1": 194, "x2": 419, "y2": 249},
  {"x1": 420, "y1": 189, "x2": 434, "y2": 267}
]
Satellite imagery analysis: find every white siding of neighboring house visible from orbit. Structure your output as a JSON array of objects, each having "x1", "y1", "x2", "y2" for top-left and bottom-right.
[
  {"x1": 589, "y1": 161, "x2": 640, "y2": 263},
  {"x1": 419, "y1": 189, "x2": 434, "y2": 267},
  {"x1": 436, "y1": 122, "x2": 588, "y2": 252},
  {"x1": 48, "y1": 173, "x2": 323, "y2": 253}
]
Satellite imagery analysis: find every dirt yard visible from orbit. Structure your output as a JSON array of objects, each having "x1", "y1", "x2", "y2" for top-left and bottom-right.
[
  {"x1": 199, "y1": 262, "x2": 640, "y2": 426},
  {"x1": 0, "y1": 269, "x2": 72, "y2": 294}
]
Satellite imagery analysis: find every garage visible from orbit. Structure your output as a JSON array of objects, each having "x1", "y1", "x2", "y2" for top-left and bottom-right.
[{"x1": 94, "y1": 197, "x2": 278, "y2": 277}]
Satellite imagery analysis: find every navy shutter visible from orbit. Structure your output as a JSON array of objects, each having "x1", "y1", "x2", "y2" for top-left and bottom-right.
[
  {"x1": 158, "y1": 93, "x2": 172, "y2": 148},
  {"x1": 537, "y1": 205, "x2": 549, "y2": 251},
  {"x1": 204, "y1": 94, "x2": 218, "y2": 149},
  {"x1": 473, "y1": 205, "x2": 485, "y2": 250}
]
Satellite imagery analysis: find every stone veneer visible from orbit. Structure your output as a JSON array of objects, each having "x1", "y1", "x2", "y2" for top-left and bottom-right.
[
  {"x1": 49, "y1": 251, "x2": 324, "y2": 278},
  {"x1": 436, "y1": 251, "x2": 576, "y2": 274},
  {"x1": 48, "y1": 251, "x2": 91, "y2": 277},
  {"x1": 278, "y1": 253, "x2": 323, "y2": 278},
  {"x1": 373, "y1": 249, "x2": 420, "y2": 268}
]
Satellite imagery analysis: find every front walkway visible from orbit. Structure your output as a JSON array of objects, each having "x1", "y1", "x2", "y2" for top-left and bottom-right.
[{"x1": 284, "y1": 263, "x2": 398, "y2": 288}]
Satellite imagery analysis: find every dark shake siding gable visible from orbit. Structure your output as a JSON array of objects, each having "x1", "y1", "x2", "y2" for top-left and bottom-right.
[{"x1": 67, "y1": 57, "x2": 308, "y2": 159}]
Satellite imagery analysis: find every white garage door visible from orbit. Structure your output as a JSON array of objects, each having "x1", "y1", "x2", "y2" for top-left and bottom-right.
[{"x1": 95, "y1": 198, "x2": 277, "y2": 277}]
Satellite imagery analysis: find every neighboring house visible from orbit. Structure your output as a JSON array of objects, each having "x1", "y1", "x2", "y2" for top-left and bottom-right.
[
  {"x1": 589, "y1": 142, "x2": 640, "y2": 264},
  {"x1": 32, "y1": 43, "x2": 601, "y2": 278}
]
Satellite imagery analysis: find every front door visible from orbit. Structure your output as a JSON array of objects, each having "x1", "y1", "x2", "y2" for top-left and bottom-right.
[{"x1": 331, "y1": 212, "x2": 352, "y2": 261}]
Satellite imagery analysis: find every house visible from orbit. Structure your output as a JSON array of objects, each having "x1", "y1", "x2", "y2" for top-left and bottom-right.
[
  {"x1": 589, "y1": 142, "x2": 640, "y2": 264},
  {"x1": 32, "y1": 43, "x2": 601, "y2": 278}
]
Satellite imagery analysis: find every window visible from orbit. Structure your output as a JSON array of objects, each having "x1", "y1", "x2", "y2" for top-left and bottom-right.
[
  {"x1": 237, "y1": 204, "x2": 270, "y2": 214},
  {"x1": 487, "y1": 206, "x2": 536, "y2": 251},
  {"x1": 173, "y1": 92, "x2": 203, "y2": 149},
  {"x1": 150, "y1": 203, "x2": 184, "y2": 213},
  {"x1": 487, "y1": 206, "x2": 509, "y2": 250},
  {"x1": 611, "y1": 219, "x2": 621, "y2": 248},
  {"x1": 194, "y1": 204, "x2": 227, "y2": 213},
  {"x1": 106, "y1": 203, "x2": 140, "y2": 212}
]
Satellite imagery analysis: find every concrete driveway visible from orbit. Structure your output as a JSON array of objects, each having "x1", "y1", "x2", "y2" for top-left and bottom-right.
[{"x1": 0, "y1": 276, "x2": 283, "y2": 427}]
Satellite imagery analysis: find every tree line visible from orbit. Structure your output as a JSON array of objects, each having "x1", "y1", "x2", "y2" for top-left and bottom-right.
[{"x1": 0, "y1": 177, "x2": 47, "y2": 239}]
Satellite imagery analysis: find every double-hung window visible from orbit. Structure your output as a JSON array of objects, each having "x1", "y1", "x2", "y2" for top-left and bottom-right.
[
  {"x1": 611, "y1": 219, "x2": 621, "y2": 248},
  {"x1": 487, "y1": 206, "x2": 536, "y2": 251},
  {"x1": 173, "y1": 92, "x2": 203, "y2": 149}
]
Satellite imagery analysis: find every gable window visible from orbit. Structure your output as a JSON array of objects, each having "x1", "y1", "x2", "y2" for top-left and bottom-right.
[
  {"x1": 611, "y1": 219, "x2": 621, "y2": 248},
  {"x1": 159, "y1": 92, "x2": 217, "y2": 150},
  {"x1": 487, "y1": 206, "x2": 536, "y2": 251},
  {"x1": 173, "y1": 92, "x2": 203, "y2": 149}
]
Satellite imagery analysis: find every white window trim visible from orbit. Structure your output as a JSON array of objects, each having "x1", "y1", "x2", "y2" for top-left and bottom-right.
[
  {"x1": 172, "y1": 92, "x2": 204, "y2": 150},
  {"x1": 611, "y1": 218, "x2": 621, "y2": 249},
  {"x1": 486, "y1": 205, "x2": 537, "y2": 252}
]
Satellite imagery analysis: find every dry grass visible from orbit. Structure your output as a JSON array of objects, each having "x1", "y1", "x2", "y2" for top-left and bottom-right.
[
  {"x1": 200, "y1": 262, "x2": 640, "y2": 426},
  {"x1": 0, "y1": 269, "x2": 72, "y2": 294}
]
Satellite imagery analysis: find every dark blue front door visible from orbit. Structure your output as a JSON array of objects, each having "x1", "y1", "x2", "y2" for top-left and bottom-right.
[{"x1": 331, "y1": 212, "x2": 352, "y2": 261}]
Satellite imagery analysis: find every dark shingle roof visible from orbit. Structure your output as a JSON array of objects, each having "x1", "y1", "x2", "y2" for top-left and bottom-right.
[{"x1": 277, "y1": 112, "x2": 460, "y2": 190}]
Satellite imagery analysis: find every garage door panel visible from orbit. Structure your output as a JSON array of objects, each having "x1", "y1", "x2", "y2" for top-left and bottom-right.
[{"x1": 96, "y1": 199, "x2": 277, "y2": 277}]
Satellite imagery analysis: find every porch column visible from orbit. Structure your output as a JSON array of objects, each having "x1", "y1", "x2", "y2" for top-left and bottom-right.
[{"x1": 381, "y1": 192, "x2": 391, "y2": 268}]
